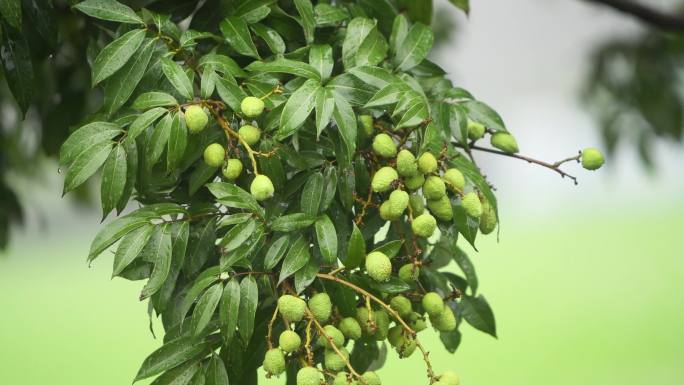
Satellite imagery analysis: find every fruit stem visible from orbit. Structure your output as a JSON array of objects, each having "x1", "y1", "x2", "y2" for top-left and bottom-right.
[{"x1": 209, "y1": 107, "x2": 260, "y2": 174}]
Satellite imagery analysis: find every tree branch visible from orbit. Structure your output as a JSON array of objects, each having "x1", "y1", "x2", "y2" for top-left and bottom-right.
[{"x1": 582, "y1": 0, "x2": 684, "y2": 31}]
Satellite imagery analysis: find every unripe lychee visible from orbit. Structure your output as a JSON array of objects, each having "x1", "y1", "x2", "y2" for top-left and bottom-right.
[
  {"x1": 203, "y1": 143, "x2": 225, "y2": 168},
  {"x1": 279, "y1": 330, "x2": 301, "y2": 353},
  {"x1": 423, "y1": 176, "x2": 447, "y2": 200},
  {"x1": 297, "y1": 367, "x2": 323, "y2": 385},
  {"x1": 238, "y1": 124, "x2": 261, "y2": 146},
  {"x1": 409, "y1": 313, "x2": 427, "y2": 332},
  {"x1": 467, "y1": 119, "x2": 486, "y2": 140},
  {"x1": 427, "y1": 195, "x2": 453, "y2": 222},
  {"x1": 365, "y1": 251, "x2": 392, "y2": 282},
  {"x1": 396, "y1": 149, "x2": 418, "y2": 177},
  {"x1": 372, "y1": 133, "x2": 397, "y2": 158},
  {"x1": 222, "y1": 159, "x2": 243, "y2": 180},
  {"x1": 338, "y1": 317, "x2": 362, "y2": 340},
  {"x1": 461, "y1": 192, "x2": 482, "y2": 218},
  {"x1": 356, "y1": 307, "x2": 375, "y2": 335},
  {"x1": 324, "y1": 347, "x2": 349, "y2": 371},
  {"x1": 308, "y1": 292, "x2": 332, "y2": 323},
  {"x1": 417, "y1": 152, "x2": 438, "y2": 174},
  {"x1": 390, "y1": 295, "x2": 412, "y2": 318},
  {"x1": 439, "y1": 370, "x2": 461, "y2": 385},
  {"x1": 412, "y1": 213, "x2": 437, "y2": 238},
  {"x1": 389, "y1": 189, "x2": 409, "y2": 215},
  {"x1": 409, "y1": 194, "x2": 425, "y2": 216},
  {"x1": 404, "y1": 173, "x2": 425, "y2": 191},
  {"x1": 361, "y1": 371, "x2": 381, "y2": 385},
  {"x1": 316, "y1": 324, "x2": 345, "y2": 349},
  {"x1": 581, "y1": 147, "x2": 604, "y2": 170},
  {"x1": 241, "y1": 96, "x2": 265, "y2": 117},
  {"x1": 398, "y1": 264, "x2": 419, "y2": 282},
  {"x1": 422, "y1": 292, "x2": 445, "y2": 317},
  {"x1": 379, "y1": 201, "x2": 401, "y2": 221},
  {"x1": 371, "y1": 166, "x2": 398, "y2": 193},
  {"x1": 430, "y1": 305, "x2": 457, "y2": 332},
  {"x1": 277, "y1": 294, "x2": 306, "y2": 322},
  {"x1": 443, "y1": 168, "x2": 465, "y2": 191},
  {"x1": 184, "y1": 105, "x2": 208, "y2": 134},
  {"x1": 387, "y1": 325, "x2": 403, "y2": 347},
  {"x1": 359, "y1": 115, "x2": 374, "y2": 136},
  {"x1": 263, "y1": 348, "x2": 286, "y2": 375},
  {"x1": 333, "y1": 372, "x2": 359, "y2": 385},
  {"x1": 479, "y1": 199, "x2": 497, "y2": 235},
  {"x1": 396, "y1": 337, "x2": 417, "y2": 358},
  {"x1": 490, "y1": 132, "x2": 519, "y2": 153},
  {"x1": 250, "y1": 174, "x2": 275, "y2": 201},
  {"x1": 372, "y1": 310, "x2": 390, "y2": 341}
]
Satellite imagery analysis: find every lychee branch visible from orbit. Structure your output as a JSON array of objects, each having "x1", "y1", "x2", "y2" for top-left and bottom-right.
[{"x1": 209, "y1": 107, "x2": 260, "y2": 174}]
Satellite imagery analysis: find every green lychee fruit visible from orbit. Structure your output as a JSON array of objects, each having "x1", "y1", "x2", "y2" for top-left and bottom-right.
[
  {"x1": 409, "y1": 313, "x2": 427, "y2": 332},
  {"x1": 241, "y1": 96, "x2": 265, "y2": 118},
  {"x1": 372, "y1": 310, "x2": 390, "y2": 341},
  {"x1": 467, "y1": 119, "x2": 486, "y2": 140},
  {"x1": 412, "y1": 213, "x2": 437, "y2": 238},
  {"x1": 316, "y1": 324, "x2": 345, "y2": 349},
  {"x1": 203, "y1": 143, "x2": 225, "y2": 168},
  {"x1": 461, "y1": 192, "x2": 482, "y2": 218},
  {"x1": 388, "y1": 189, "x2": 409, "y2": 215},
  {"x1": 222, "y1": 159, "x2": 243, "y2": 180},
  {"x1": 409, "y1": 194, "x2": 425, "y2": 216},
  {"x1": 396, "y1": 337, "x2": 417, "y2": 358},
  {"x1": 361, "y1": 371, "x2": 381, "y2": 385},
  {"x1": 423, "y1": 175, "x2": 447, "y2": 200},
  {"x1": 379, "y1": 201, "x2": 401, "y2": 221},
  {"x1": 439, "y1": 370, "x2": 461, "y2": 385},
  {"x1": 490, "y1": 132, "x2": 519, "y2": 153},
  {"x1": 238, "y1": 124, "x2": 261, "y2": 146},
  {"x1": 279, "y1": 330, "x2": 301, "y2": 353},
  {"x1": 396, "y1": 149, "x2": 418, "y2": 177},
  {"x1": 387, "y1": 325, "x2": 403, "y2": 347},
  {"x1": 263, "y1": 348, "x2": 286, "y2": 375},
  {"x1": 479, "y1": 199, "x2": 497, "y2": 235},
  {"x1": 398, "y1": 264, "x2": 420, "y2": 282},
  {"x1": 371, "y1": 166, "x2": 398, "y2": 192},
  {"x1": 308, "y1": 292, "x2": 332, "y2": 323},
  {"x1": 297, "y1": 367, "x2": 323, "y2": 385},
  {"x1": 250, "y1": 174, "x2": 275, "y2": 201},
  {"x1": 404, "y1": 173, "x2": 425, "y2": 191},
  {"x1": 581, "y1": 147, "x2": 605, "y2": 170},
  {"x1": 356, "y1": 307, "x2": 375, "y2": 335},
  {"x1": 333, "y1": 372, "x2": 359, "y2": 385},
  {"x1": 324, "y1": 347, "x2": 349, "y2": 371},
  {"x1": 443, "y1": 168, "x2": 465, "y2": 191},
  {"x1": 430, "y1": 305, "x2": 456, "y2": 332},
  {"x1": 338, "y1": 317, "x2": 362, "y2": 340},
  {"x1": 422, "y1": 292, "x2": 445, "y2": 317},
  {"x1": 427, "y1": 195, "x2": 453, "y2": 222},
  {"x1": 277, "y1": 294, "x2": 306, "y2": 322},
  {"x1": 359, "y1": 115, "x2": 374, "y2": 137},
  {"x1": 372, "y1": 133, "x2": 397, "y2": 158},
  {"x1": 185, "y1": 105, "x2": 208, "y2": 134},
  {"x1": 389, "y1": 295, "x2": 412, "y2": 318},
  {"x1": 417, "y1": 152, "x2": 438, "y2": 174},
  {"x1": 365, "y1": 251, "x2": 392, "y2": 282}
]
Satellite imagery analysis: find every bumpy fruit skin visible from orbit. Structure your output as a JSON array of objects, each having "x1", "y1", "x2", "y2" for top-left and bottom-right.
[
  {"x1": 308, "y1": 292, "x2": 332, "y2": 323},
  {"x1": 278, "y1": 295, "x2": 306, "y2": 322},
  {"x1": 317, "y1": 324, "x2": 345, "y2": 348},
  {"x1": 439, "y1": 370, "x2": 461, "y2": 385},
  {"x1": 409, "y1": 313, "x2": 428, "y2": 332},
  {"x1": 356, "y1": 307, "x2": 375, "y2": 335},
  {"x1": 431, "y1": 305, "x2": 457, "y2": 332},
  {"x1": 479, "y1": 199, "x2": 497, "y2": 234},
  {"x1": 250, "y1": 174, "x2": 275, "y2": 201},
  {"x1": 279, "y1": 330, "x2": 301, "y2": 353},
  {"x1": 241, "y1": 96, "x2": 265, "y2": 117},
  {"x1": 371, "y1": 166, "x2": 398, "y2": 192},
  {"x1": 334, "y1": 372, "x2": 359, "y2": 385},
  {"x1": 427, "y1": 195, "x2": 453, "y2": 222},
  {"x1": 297, "y1": 367, "x2": 323, "y2": 385},
  {"x1": 404, "y1": 173, "x2": 425, "y2": 191},
  {"x1": 263, "y1": 348, "x2": 286, "y2": 375},
  {"x1": 412, "y1": 213, "x2": 437, "y2": 238},
  {"x1": 398, "y1": 264, "x2": 419, "y2": 282},
  {"x1": 184, "y1": 105, "x2": 208, "y2": 134},
  {"x1": 339, "y1": 317, "x2": 362, "y2": 340},
  {"x1": 387, "y1": 325, "x2": 403, "y2": 347},
  {"x1": 388, "y1": 189, "x2": 409, "y2": 215},
  {"x1": 324, "y1": 347, "x2": 349, "y2": 371},
  {"x1": 396, "y1": 337, "x2": 417, "y2": 358},
  {"x1": 365, "y1": 251, "x2": 392, "y2": 282},
  {"x1": 443, "y1": 168, "x2": 465, "y2": 191},
  {"x1": 581, "y1": 147, "x2": 605, "y2": 170},
  {"x1": 203, "y1": 143, "x2": 225, "y2": 168},
  {"x1": 362, "y1": 371, "x2": 382, "y2": 385},
  {"x1": 396, "y1": 149, "x2": 418, "y2": 177},
  {"x1": 222, "y1": 159, "x2": 243, "y2": 180},
  {"x1": 461, "y1": 192, "x2": 483, "y2": 218},
  {"x1": 422, "y1": 292, "x2": 445, "y2": 317},
  {"x1": 490, "y1": 132, "x2": 519, "y2": 153},
  {"x1": 359, "y1": 115, "x2": 374, "y2": 137},
  {"x1": 379, "y1": 201, "x2": 400, "y2": 221},
  {"x1": 423, "y1": 176, "x2": 447, "y2": 200},
  {"x1": 372, "y1": 310, "x2": 390, "y2": 341},
  {"x1": 417, "y1": 152, "x2": 438, "y2": 174},
  {"x1": 467, "y1": 119, "x2": 486, "y2": 140},
  {"x1": 372, "y1": 133, "x2": 397, "y2": 158},
  {"x1": 238, "y1": 124, "x2": 261, "y2": 146},
  {"x1": 390, "y1": 295, "x2": 412, "y2": 317},
  {"x1": 409, "y1": 194, "x2": 425, "y2": 216}
]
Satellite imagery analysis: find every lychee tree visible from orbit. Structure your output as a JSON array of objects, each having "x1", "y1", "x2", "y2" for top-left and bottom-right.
[{"x1": 55, "y1": 1, "x2": 604, "y2": 385}]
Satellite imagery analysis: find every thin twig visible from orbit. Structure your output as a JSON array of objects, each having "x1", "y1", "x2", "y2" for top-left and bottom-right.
[{"x1": 582, "y1": 0, "x2": 684, "y2": 31}]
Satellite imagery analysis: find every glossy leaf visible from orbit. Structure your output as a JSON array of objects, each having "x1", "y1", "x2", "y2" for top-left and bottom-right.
[
  {"x1": 300, "y1": 172, "x2": 324, "y2": 216},
  {"x1": 238, "y1": 275, "x2": 258, "y2": 344},
  {"x1": 309, "y1": 44, "x2": 333, "y2": 81},
  {"x1": 167, "y1": 112, "x2": 187, "y2": 170},
  {"x1": 140, "y1": 224, "x2": 173, "y2": 299},
  {"x1": 0, "y1": 24, "x2": 33, "y2": 115},
  {"x1": 294, "y1": 0, "x2": 316, "y2": 43},
  {"x1": 134, "y1": 336, "x2": 215, "y2": 381},
  {"x1": 270, "y1": 213, "x2": 316, "y2": 232},
  {"x1": 104, "y1": 38, "x2": 155, "y2": 114},
  {"x1": 219, "y1": 17, "x2": 259, "y2": 59},
  {"x1": 127, "y1": 108, "x2": 167, "y2": 143},
  {"x1": 74, "y1": 0, "x2": 143, "y2": 24},
  {"x1": 112, "y1": 224, "x2": 154, "y2": 277},
  {"x1": 219, "y1": 278, "x2": 240, "y2": 345},
  {"x1": 278, "y1": 235, "x2": 310, "y2": 284},
  {"x1": 63, "y1": 141, "x2": 113, "y2": 193},
  {"x1": 132, "y1": 92, "x2": 178, "y2": 110},
  {"x1": 276, "y1": 79, "x2": 320, "y2": 140},
  {"x1": 92, "y1": 28, "x2": 146, "y2": 85},
  {"x1": 345, "y1": 223, "x2": 365, "y2": 269},
  {"x1": 394, "y1": 23, "x2": 433, "y2": 72},
  {"x1": 264, "y1": 235, "x2": 290, "y2": 270},
  {"x1": 315, "y1": 215, "x2": 337, "y2": 264},
  {"x1": 191, "y1": 283, "x2": 223, "y2": 337},
  {"x1": 246, "y1": 58, "x2": 320, "y2": 80},
  {"x1": 161, "y1": 58, "x2": 194, "y2": 100},
  {"x1": 100, "y1": 144, "x2": 127, "y2": 218},
  {"x1": 0, "y1": 0, "x2": 21, "y2": 29},
  {"x1": 464, "y1": 100, "x2": 507, "y2": 132},
  {"x1": 59, "y1": 122, "x2": 122, "y2": 166},
  {"x1": 460, "y1": 295, "x2": 497, "y2": 338}
]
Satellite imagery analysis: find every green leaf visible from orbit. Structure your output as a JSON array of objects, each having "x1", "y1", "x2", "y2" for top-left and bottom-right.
[
  {"x1": 150, "y1": 361, "x2": 200, "y2": 385},
  {"x1": 198, "y1": 53, "x2": 247, "y2": 78},
  {"x1": 63, "y1": 141, "x2": 113, "y2": 193},
  {"x1": 0, "y1": 0, "x2": 21, "y2": 29},
  {"x1": 214, "y1": 75, "x2": 247, "y2": 112},
  {"x1": 394, "y1": 23, "x2": 433, "y2": 72},
  {"x1": 92, "y1": 28, "x2": 146, "y2": 85},
  {"x1": 327, "y1": 73, "x2": 375, "y2": 106},
  {"x1": 140, "y1": 224, "x2": 173, "y2": 299},
  {"x1": 389, "y1": 14, "x2": 409, "y2": 55},
  {"x1": 127, "y1": 108, "x2": 167, "y2": 143},
  {"x1": 278, "y1": 235, "x2": 310, "y2": 284},
  {"x1": 206, "y1": 182, "x2": 264, "y2": 217},
  {"x1": 0, "y1": 25, "x2": 34, "y2": 116},
  {"x1": 365, "y1": 81, "x2": 409, "y2": 108},
  {"x1": 161, "y1": 57, "x2": 194, "y2": 100},
  {"x1": 320, "y1": 167, "x2": 338, "y2": 212},
  {"x1": 270, "y1": 213, "x2": 316, "y2": 232},
  {"x1": 460, "y1": 294, "x2": 497, "y2": 338},
  {"x1": 397, "y1": 0, "x2": 433, "y2": 25},
  {"x1": 188, "y1": 163, "x2": 217, "y2": 196},
  {"x1": 219, "y1": 218, "x2": 257, "y2": 252},
  {"x1": 132, "y1": 92, "x2": 178, "y2": 110},
  {"x1": 294, "y1": 0, "x2": 316, "y2": 43},
  {"x1": 73, "y1": 0, "x2": 143, "y2": 24},
  {"x1": 219, "y1": 278, "x2": 240, "y2": 345},
  {"x1": 153, "y1": 221, "x2": 189, "y2": 313},
  {"x1": 276, "y1": 79, "x2": 320, "y2": 140},
  {"x1": 238, "y1": 275, "x2": 258, "y2": 344},
  {"x1": 371, "y1": 240, "x2": 403, "y2": 258},
  {"x1": 219, "y1": 16, "x2": 260, "y2": 59},
  {"x1": 205, "y1": 355, "x2": 230, "y2": 385},
  {"x1": 395, "y1": 98, "x2": 428, "y2": 129},
  {"x1": 112, "y1": 224, "x2": 154, "y2": 277},
  {"x1": 464, "y1": 100, "x2": 507, "y2": 132},
  {"x1": 134, "y1": 336, "x2": 216, "y2": 381},
  {"x1": 453, "y1": 246, "x2": 478, "y2": 293},
  {"x1": 264, "y1": 235, "x2": 290, "y2": 270},
  {"x1": 167, "y1": 112, "x2": 187, "y2": 170},
  {"x1": 356, "y1": 29, "x2": 388, "y2": 67},
  {"x1": 294, "y1": 255, "x2": 320, "y2": 293},
  {"x1": 315, "y1": 87, "x2": 335, "y2": 138},
  {"x1": 345, "y1": 223, "x2": 365, "y2": 269},
  {"x1": 368, "y1": 276, "x2": 410, "y2": 293},
  {"x1": 100, "y1": 144, "x2": 127, "y2": 218},
  {"x1": 332, "y1": 94, "x2": 357, "y2": 159},
  {"x1": 200, "y1": 67, "x2": 215, "y2": 99},
  {"x1": 146, "y1": 113, "x2": 172, "y2": 167},
  {"x1": 315, "y1": 215, "x2": 337, "y2": 264},
  {"x1": 246, "y1": 58, "x2": 320, "y2": 80},
  {"x1": 314, "y1": 3, "x2": 349, "y2": 27},
  {"x1": 309, "y1": 44, "x2": 333, "y2": 82},
  {"x1": 342, "y1": 17, "x2": 376, "y2": 69},
  {"x1": 348, "y1": 66, "x2": 397, "y2": 89},
  {"x1": 103, "y1": 38, "x2": 155, "y2": 114},
  {"x1": 300, "y1": 172, "x2": 324, "y2": 216},
  {"x1": 420, "y1": 122, "x2": 444, "y2": 155},
  {"x1": 448, "y1": 0, "x2": 470, "y2": 14},
  {"x1": 452, "y1": 203, "x2": 478, "y2": 250},
  {"x1": 250, "y1": 23, "x2": 285, "y2": 55},
  {"x1": 191, "y1": 283, "x2": 223, "y2": 337},
  {"x1": 60, "y1": 121, "x2": 122, "y2": 166},
  {"x1": 179, "y1": 267, "x2": 220, "y2": 323}
]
